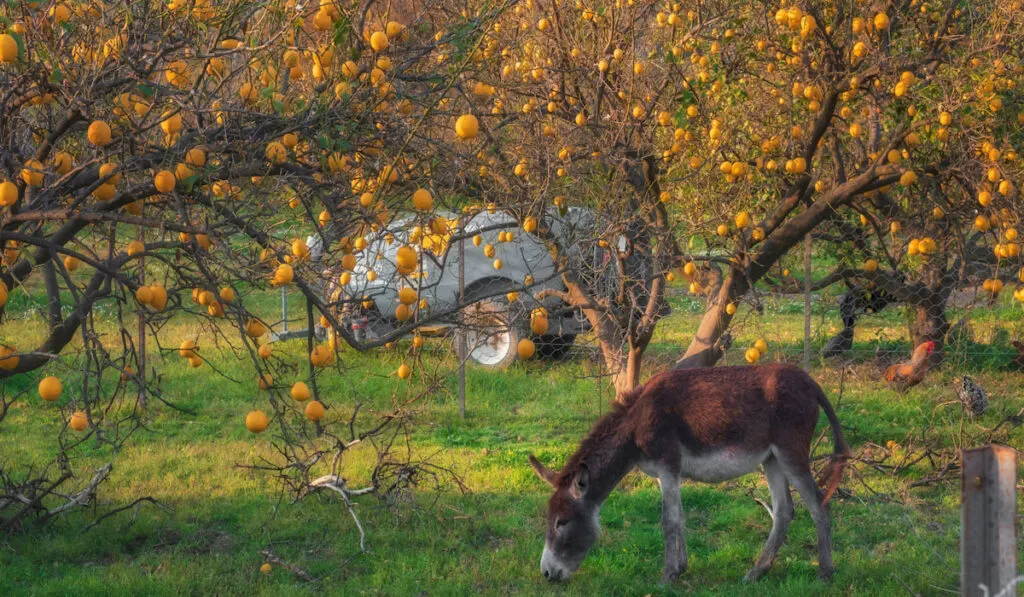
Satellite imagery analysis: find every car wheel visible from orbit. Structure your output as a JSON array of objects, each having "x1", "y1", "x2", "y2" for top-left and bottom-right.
[{"x1": 463, "y1": 296, "x2": 521, "y2": 368}]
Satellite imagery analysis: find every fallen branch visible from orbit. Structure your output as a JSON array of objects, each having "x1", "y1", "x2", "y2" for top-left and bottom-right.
[
  {"x1": 260, "y1": 549, "x2": 315, "y2": 582},
  {"x1": 309, "y1": 475, "x2": 375, "y2": 552},
  {"x1": 83, "y1": 496, "x2": 171, "y2": 533},
  {"x1": 44, "y1": 464, "x2": 113, "y2": 519}
]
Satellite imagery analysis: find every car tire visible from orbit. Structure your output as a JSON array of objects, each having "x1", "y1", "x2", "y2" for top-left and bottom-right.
[{"x1": 458, "y1": 279, "x2": 528, "y2": 369}]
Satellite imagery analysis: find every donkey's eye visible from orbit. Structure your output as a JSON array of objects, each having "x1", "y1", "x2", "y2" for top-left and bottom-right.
[{"x1": 555, "y1": 519, "x2": 568, "y2": 529}]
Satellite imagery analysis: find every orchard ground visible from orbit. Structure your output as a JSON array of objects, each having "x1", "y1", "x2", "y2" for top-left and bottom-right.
[{"x1": 1, "y1": 277, "x2": 1023, "y2": 596}]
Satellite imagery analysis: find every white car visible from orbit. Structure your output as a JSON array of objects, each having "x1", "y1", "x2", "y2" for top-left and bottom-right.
[{"x1": 313, "y1": 208, "x2": 599, "y2": 367}]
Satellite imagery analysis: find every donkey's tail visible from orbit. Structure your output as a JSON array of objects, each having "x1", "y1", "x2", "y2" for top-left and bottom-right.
[{"x1": 815, "y1": 389, "x2": 852, "y2": 505}]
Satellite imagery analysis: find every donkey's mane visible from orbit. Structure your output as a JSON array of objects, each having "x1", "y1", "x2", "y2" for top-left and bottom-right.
[{"x1": 556, "y1": 384, "x2": 644, "y2": 484}]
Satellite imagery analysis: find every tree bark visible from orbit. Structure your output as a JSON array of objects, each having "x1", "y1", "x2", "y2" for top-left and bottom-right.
[
  {"x1": 611, "y1": 346, "x2": 644, "y2": 402},
  {"x1": 909, "y1": 301, "x2": 948, "y2": 366},
  {"x1": 676, "y1": 270, "x2": 743, "y2": 368}
]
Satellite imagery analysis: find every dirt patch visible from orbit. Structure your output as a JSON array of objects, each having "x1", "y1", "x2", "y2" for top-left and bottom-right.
[{"x1": 186, "y1": 528, "x2": 233, "y2": 555}]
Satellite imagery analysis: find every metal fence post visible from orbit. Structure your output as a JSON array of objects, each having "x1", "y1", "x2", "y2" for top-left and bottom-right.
[
  {"x1": 281, "y1": 287, "x2": 288, "y2": 334},
  {"x1": 961, "y1": 445, "x2": 1017, "y2": 597},
  {"x1": 137, "y1": 221, "x2": 146, "y2": 409},
  {"x1": 457, "y1": 220, "x2": 466, "y2": 419},
  {"x1": 803, "y1": 234, "x2": 811, "y2": 371}
]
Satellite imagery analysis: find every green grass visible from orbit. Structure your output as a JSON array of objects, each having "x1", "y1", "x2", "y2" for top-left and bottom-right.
[{"x1": 1, "y1": 281, "x2": 1023, "y2": 596}]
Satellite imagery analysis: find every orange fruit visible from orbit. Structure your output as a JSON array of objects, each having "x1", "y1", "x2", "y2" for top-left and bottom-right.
[
  {"x1": 70, "y1": 410, "x2": 89, "y2": 431},
  {"x1": 149, "y1": 285, "x2": 168, "y2": 311},
  {"x1": 0, "y1": 181, "x2": 18, "y2": 206},
  {"x1": 185, "y1": 147, "x2": 206, "y2": 167},
  {"x1": 455, "y1": 114, "x2": 479, "y2": 139},
  {"x1": 38, "y1": 376, "x2": 62, "y2": 401},
  {"x1": 412, "y1": 188, "x2": 433, "y2": 210},
  {"x1": 290, "y1": 382, "x2": 311, "y2": 401},
  {"x1": 179, "y1": 339, "x2": 197, "y2": 358},
  {"x1": 395, "y1": 245, "x2": 417, "y2": 274},
  {"x1": 369, "y1": 31, "x2": 389, "y2": 52},
  {"x1": 530, "y1": 311, "x2": 549, "y2": 335},
  {"x1": 0, "y1": 345, "x2": 19, "y2": 370},
  {"x1": 310, "y1": 345, "x2": 334, "y2": 367},
  {"x1": 245, "y1": 410, "x2": 269, "y2": 433},
  {"x1": 273, "y1": 263, "x2": 294, "y2": 285},
  {"x1": 135, "y1": 285, "x2": 153, "y2": 305},
  {"x1": 265, "y1": 141, "x2": 287, "y2": 164},
  {"x1": 87, "y1": 121, "x2": 112, "y2": 146},
  {"x1": 154, "y1": 170, "x2": 176, "y2": 193},
  {"x1": 245, "y1": 319, "x2": 267, "y2": 338},
  {"x1": 305, "y1": 400, "x2": 326, "y2": 421},
  {"x1": 21, "y1": 160, "x2": 44, "y2": 186},
  {"x1": 0, "y1": 34, "x2": 18, "y2": 63},
  {"x1": 398, "y1": 287, "x2": 418, "y2": 305}
]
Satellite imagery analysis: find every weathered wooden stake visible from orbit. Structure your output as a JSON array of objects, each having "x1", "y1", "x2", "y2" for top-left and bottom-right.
[{"x1": 961, "y1": 445, "x2": 1017, "y2": 597}]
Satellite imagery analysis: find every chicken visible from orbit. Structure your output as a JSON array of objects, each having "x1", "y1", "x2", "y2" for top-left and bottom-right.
[
  {"x1": 882, "y1": 341, "x2": 936, "y2": 394},
  {"x1": 824, "y1": 327, "x2": 854, "y2": 358},
  {"x1": 955, "y1": 376, "x2": 988, "y2": 417},
  {"x1": 1012, "y1": 341, "x2": 1024, "y2": 371}
]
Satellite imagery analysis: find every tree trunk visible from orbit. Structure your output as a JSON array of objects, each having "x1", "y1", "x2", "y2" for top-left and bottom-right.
[
  {"x1": 909, "y1": 299, "x2": 948, "y2": 366},
  {"x1": 611, "y1": 346, "x2": 643, "y2": 403},
  {"x1": 907, "y1": 256, "x2": 953, "y2": 366},
  {"x1": 676, "y1": 270, "x2": 746, "y2": 368}
]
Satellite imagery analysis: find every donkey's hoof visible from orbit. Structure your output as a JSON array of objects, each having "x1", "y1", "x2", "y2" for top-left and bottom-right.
[
  {"x1": 660, "y1": 567, "x2": 685, "y2": 584},
  {"x1": 817, "y1": 567, "x2": 834, "y2": 583},
  {"x1": 743, "y1": 567, "x2": 768, "y2": 583}
]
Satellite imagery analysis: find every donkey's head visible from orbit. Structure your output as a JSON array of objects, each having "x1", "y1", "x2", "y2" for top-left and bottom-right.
[{"x1": 529, "y1": 454, "x2": 600, "y2": 582}]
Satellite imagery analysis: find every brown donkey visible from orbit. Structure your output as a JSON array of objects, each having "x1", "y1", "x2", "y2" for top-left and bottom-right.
[{"x1": 529, "y1": 364, "x2": 850, "y2": 583}]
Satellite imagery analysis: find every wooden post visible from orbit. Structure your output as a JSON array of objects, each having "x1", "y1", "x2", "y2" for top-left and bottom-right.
[
  {"x1": 457, "y1": 222, "x2": 466, "y2": 419},
  {"x1": 961, "y1": 445, "x2": 1017, "y2": 597}
]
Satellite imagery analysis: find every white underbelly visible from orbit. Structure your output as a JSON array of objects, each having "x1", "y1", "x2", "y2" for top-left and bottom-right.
[
  {"x1": 639, "y1": 446, "x2": 771, "y2": 483},
  {"x1": 679, "y1": 446, "x2": 770, "y2": 483}
]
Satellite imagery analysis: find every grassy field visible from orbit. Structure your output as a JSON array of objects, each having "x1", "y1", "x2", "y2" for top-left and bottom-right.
[{"x1": 2, "y1": 281, "x2": 1023, "y2": 596}]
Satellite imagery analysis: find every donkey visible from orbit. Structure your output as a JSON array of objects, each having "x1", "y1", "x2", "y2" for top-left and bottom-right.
[{"x1": 529, "y1": 363, "x2": 850, "y2": 583}]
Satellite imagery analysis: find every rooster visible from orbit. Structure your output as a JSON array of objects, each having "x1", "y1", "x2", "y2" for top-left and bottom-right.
[{"x1": 883, "y1": 341, "x2": 936, "y2": 394}]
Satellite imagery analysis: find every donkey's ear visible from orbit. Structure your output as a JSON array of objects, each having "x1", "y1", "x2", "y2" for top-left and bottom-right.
[
  {"x1": 529, "y1": 454, "x2": 557, "y2": 488},
  {"x1": 570, "y1": 464, "x2": 590, "y2": 499}
]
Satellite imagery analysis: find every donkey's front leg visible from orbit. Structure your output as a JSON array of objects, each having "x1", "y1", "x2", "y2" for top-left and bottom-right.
[{"x1": 658, "y1": 470, "x2": 686, "y2": 582}]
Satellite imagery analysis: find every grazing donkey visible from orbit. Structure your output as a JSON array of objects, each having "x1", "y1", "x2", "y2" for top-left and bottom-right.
[{"x1": 529, "y1": 364, "x2": 850, "y2": 583}]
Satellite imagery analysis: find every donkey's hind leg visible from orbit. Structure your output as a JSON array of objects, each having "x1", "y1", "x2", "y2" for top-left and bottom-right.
[
  {"x1": 744, "y1": 456, "x2": 794, "y2": 582},
  {"x1": 786, "y1": 464, "x2": 835, "y2": 581},
  {"x1": 658, "y1": 468, "x2": 687, "y2": 583}
]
